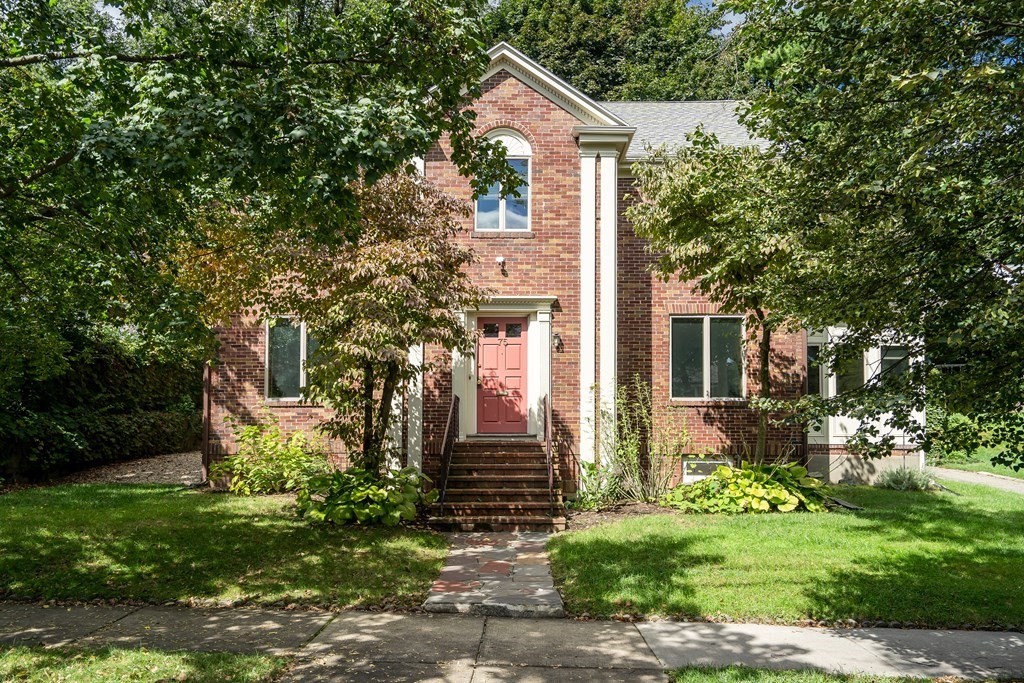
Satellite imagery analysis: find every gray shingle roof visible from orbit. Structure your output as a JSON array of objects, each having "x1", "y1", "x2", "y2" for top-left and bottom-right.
[{"x1": 597, "y1": 100, "x2": 765, "y2": 159}]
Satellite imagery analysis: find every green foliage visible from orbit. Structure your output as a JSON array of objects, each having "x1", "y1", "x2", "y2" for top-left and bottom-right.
[
  {"x1": 725, "y1": 0, "x2": 1024, "y2": 465},
  {"x1": 574, "y1": 377, "x2": 689, "y2": 511},
  {"x1": 661, "y1": 462, "x2": 828, "y2": 514},
  {"x1": 186, "y1": 174, "x2": 487, "y2": 477},
  {"x1": 210, "y1": 419, "x2": 332, "y2": 496},
  {"x1": 874, "y1": 467, "x2": 935, "y2": 492},
  {"x1": 297, "y1": 467, "x2": 437, "y2": 526},
  {"x1": 1, "y1": 0, "x2": 515, "y2": 432},
  {"x1": 925, "y1": 409, "x2": 981, "y2": 464},
  {"x1": 485, "y1": 0, "x2": 759, "y2": 100},
  {"x1": 1, "y1": 326, "x2": 202, "y2": 480}
]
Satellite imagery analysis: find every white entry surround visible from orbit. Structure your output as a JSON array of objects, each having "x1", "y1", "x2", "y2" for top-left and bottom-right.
[{"x1": 453, "y1": 296, "x2": 557, "y2": 440}]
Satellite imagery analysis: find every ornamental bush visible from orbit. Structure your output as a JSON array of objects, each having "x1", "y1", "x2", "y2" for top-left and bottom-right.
[
  {"x1": 660, "y1": 462, "x2": 829, "y2": 514},
  {"x1": 210, "y1": 419, "x2": 332, "y2": 495},
  {"x1": 875, "y1": 466, "x2": 936, "y2": 492},
  {"x1": 296, "y1": 467, "x2": 437, "y2": 526}
]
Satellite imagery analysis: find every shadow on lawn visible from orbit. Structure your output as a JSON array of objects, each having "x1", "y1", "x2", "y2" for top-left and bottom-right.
[
  {"x1": 549, "y1": 523, "x2": 724, "y2": 617},
  {"x1": 804, "y1": 487, "x2": 1024, "y2": 628},
  {"x1": 0, "y1": 485, "x2": 447, "y2": 607}
]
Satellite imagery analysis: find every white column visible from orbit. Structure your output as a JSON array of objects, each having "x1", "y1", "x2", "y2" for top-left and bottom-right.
[
  {"x1": 406, "y1": 344, "x2": 424, "y2": 470},
  {"x1": 579, "y1": 151, "x2": 598, "y2": 464},
  {"x1": 599, "y1": 150, "x2": 619, "y2": 463},
  {"x1": 535, "y1": 310, "x2": 553, "y2": 441},
  {"x1": 452, "y1": 311, "x2": 471, "y2": 440}
]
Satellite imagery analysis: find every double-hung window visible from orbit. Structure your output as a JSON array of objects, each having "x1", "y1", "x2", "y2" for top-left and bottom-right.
[
  {"x1": 671, "y1": 316, "x2": 744, "y2": 399},
  {"x1": 266, "y1": 317, "x2": 319, "y2": 400},
  {"x1": 475, "y1": 130, "x2": 531, "y2": 232}
]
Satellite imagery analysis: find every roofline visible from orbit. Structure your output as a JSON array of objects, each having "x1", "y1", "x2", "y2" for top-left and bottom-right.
[{"x1": 485, "y1": 42, "x2": 629, "y2": 127}]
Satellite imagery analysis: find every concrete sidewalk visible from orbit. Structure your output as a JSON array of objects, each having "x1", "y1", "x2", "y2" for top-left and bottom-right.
[{"x1": 1, "y1": 604, "x2": 1022, "y2": 681}]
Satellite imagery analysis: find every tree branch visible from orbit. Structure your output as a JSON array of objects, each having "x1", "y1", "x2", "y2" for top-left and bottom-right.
[{"x1": 0, "y1": 149, "x2": 79, "y2": 200}]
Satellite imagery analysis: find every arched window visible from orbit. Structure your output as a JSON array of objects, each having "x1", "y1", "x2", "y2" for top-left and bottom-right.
[{"x1": 476, "y1": 130, "x2": 531, "y2": 232}]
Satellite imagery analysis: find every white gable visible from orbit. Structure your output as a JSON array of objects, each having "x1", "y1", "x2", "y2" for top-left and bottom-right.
[{"x1": 484, "y1": 42, "x2": 628, "y2": 127}]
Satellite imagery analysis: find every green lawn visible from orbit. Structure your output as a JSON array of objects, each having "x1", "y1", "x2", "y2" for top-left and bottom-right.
[
  {"x1": 672, "y1": 667, "x2": 966, "y2": 683},
  {"x1": 0, "y1": 485, "x2": 447, "y2": 607},
  {"x1": 550, "y1": 482, "x2": 1024, "y2": 628},
  {"x1": 0, "y1": 646, "x2": 285, "y2": 682},
  {"x1": 938, "y1": 446, "x2": 1024, "y2": 481}
]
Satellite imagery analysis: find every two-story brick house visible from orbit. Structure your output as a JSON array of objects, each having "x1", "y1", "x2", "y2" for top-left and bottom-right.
[{"x1": 204, "y1": 43, "x2": 923, "y2": 530}]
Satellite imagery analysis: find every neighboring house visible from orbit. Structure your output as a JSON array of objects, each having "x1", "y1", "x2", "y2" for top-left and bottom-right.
[{"x1": 204, "y1": 43, "x2": 922, "y2": 529}]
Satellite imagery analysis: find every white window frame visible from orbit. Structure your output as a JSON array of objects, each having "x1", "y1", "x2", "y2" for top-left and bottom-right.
[
  {"x1": 475, "y1": 130, "x2": 532, "y2": 233},
  {"x1": 669, "y1": 315, "x2": 746, "y2": 401},
  {"x1": 264, "y1": 316, "x2": 314, "y2": 401}
]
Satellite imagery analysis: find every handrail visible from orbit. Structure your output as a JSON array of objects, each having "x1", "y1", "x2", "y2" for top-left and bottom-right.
[
  {"x1": 436, "y1": 395, "x2": 460, "y2": 515},
  {"x1": 543, "y1": 394, "x2": 555, "y2": 515}
]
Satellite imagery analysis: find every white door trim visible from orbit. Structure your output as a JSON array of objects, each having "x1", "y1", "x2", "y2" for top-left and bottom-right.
[{"x1": 454, "y1": 297, "x2": 555, "y2": 441}]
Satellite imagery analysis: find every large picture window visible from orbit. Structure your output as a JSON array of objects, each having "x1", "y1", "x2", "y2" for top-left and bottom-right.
[
  {"x1": 671, "y1": 316, "x2": 744, "y2": 399},
  {"x1": 475, "y1": 131, "x2": 531, "y2": 232},
  {"x1": 266, "y1": 318, "x2": 319, "y2": 400}
]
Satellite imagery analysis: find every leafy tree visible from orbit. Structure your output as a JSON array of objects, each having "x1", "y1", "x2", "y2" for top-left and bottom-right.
[
  {"x1": 182, "y1": 173, "x2": 486, "y2": 475},
  {"x1": 485, "y1": 0, "x2": 758, "y2": 100},
  {"x1": 0, "y1": 0, "x2": 514, "y2": 403},
  {"x1": 646, "y1": 0, "x2": 1024, "y2": 466},
  {"x1": 628, "y1": 131, "x2": 796, "y2": 463}
]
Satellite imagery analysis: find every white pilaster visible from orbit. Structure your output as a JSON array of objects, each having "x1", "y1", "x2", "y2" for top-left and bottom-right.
[
  {"x1": 406, "y1": 343, "x2": 424, "y2": 470},
  {"x1": 579, "y1": 151, "x2": 598, "y2": 464},
  {"x1": 599, "y1": 151, "x2": 619, "y2": 463}
]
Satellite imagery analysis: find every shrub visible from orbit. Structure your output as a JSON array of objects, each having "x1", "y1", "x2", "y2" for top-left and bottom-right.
[
  {"x1": 296, "y1": 466, "x2": 437, "y2": 526},
  {"x1": 660, "y1": 462, "x2": 829, "y2": 514},
  {"x1": 875, "y1": 466, "x2": 936, "y2": 491},
  {"x1": 575, "y1": 376, "x2": 689, "y2": 510},
  {"x1": 210, "y1": 419, "x2": 332, "y2": 495},
  {"x1": 926, "y1": 409, "x2": 980, "y2": 464}
]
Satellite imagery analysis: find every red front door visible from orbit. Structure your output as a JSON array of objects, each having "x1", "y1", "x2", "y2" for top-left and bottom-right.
[{"x1": 476, "y1": 317, "x2": 528, "y2": 434}]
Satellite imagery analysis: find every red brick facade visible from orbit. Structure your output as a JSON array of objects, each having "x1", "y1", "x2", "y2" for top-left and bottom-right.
[{"x1": 206, "y1": 63, "x2": 810, "y2": 482}]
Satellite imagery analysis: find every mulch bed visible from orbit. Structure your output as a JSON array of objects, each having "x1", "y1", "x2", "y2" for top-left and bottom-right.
[
  {"x1": 565, "y1": 501, "x2": 673, "y2": 531},
  {"x1": 58, "y1": 451, "x2": 204, "y2": 487}
]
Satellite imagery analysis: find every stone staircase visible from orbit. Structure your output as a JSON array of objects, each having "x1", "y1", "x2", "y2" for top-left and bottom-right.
[{"x1": 427, "y1": 439, "x2": 567, "y2": 532}]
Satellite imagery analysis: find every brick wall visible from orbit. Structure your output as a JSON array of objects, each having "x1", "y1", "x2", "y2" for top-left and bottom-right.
[
  {"x1": 616, "y1": 179, "x2": 807, "y2": 460},
  {"x1": 207, "y1": 69, "x2": 810, "y2": 478},
  {"x1": 421, "y1": 69, "x2": 586, "y2": 483},
  {"x1": 208, "y1": 313, "x2": 351, "y2": 467}
]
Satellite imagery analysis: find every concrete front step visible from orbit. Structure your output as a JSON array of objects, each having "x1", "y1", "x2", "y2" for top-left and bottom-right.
[
  {"x1": 427, "y1": 514, "x2": 568, "y2": 532},
  {"x1": 445, "y1": 474, "x2": 554, "y2": 489},
  {"x1": 443, "y1": 488, "x2": 555, "y2": 503},
  {"x1": 431, "y1": 501, "x2": 564, "y2": 514},
  {"x1": 449, "y1": 464, "x2": 550, "y2": 477}
]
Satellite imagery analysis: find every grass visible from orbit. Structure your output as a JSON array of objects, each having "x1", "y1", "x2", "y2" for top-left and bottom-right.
[
  {"x1": 0, "y1": 484, "x2": 447, "y2": 607},
  {"x1": 549, "y1": 481, "x2": 1024, "y2": 628},
  {"x1": 671, "y1": 667, "x2": 969, "y2": 682},
  {"x1": 0, "y1": 646, "x2": 286, "y2": 682},
  {"x1": 936, "y1": 446, "x2": 1024, "y2": 481}
]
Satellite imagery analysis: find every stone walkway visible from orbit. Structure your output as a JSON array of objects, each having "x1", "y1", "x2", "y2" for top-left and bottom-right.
[
  {"x1": 936, "y1": 468, "x2": 1024, "y2": 496},
  {"x1": 3, "y1": 604, "x2": 1023, "y2": 681},
  {"x1": 424, "y1": 532, "x2": 564, "y2": 617}
]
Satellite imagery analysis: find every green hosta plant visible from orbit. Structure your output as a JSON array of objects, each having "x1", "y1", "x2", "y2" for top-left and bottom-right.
[
  {"x1": 210, "y1": 418, "x2": 332, "y2": 495},
  {"x1": 297, "y1": 467, "x2": 438, "y2": 526},
  {"x1": 661, "y1": 462, "x2": 828, "y2": 514}
]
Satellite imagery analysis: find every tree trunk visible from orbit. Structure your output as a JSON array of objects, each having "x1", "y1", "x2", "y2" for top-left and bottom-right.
[
  {"x1": 361, "y1": 362, "x2": 375, "y2": 470},
  {"x1": 756, "y1": 314, "x2": 771, "y2": 465},
  {"x1": 371, "y1": 361, "x2": 401, "y2": 474}
]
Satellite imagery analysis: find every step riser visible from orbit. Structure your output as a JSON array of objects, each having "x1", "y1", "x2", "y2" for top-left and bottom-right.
[
  {"x1": 455, "y1": 444, "x2": 548, "y2": 454},
  {"x1": 449, "y1": 467, "x2": 549, "y2": 477},
  {"x1": 450, "y1": 455, "x2": 550, "y2": 464},
  {"x1": 433, "y1": 502, "x2": 563, "y2": 511},
  {"x1": 446, "y1": 478, "x2": 553, "y2": 489},
  {"x1": 443, "y1": 493, "x2": 557, "y2": 503}
]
